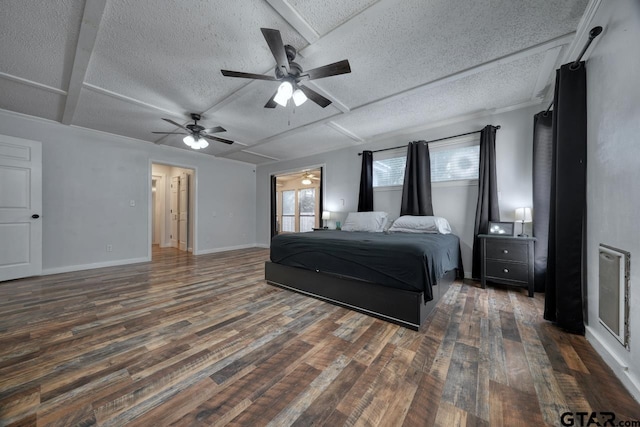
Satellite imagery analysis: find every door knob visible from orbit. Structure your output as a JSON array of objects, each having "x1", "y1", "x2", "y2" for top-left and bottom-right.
[{"x1": 32, "y1": 214, "x2": 40, "y2": 219}]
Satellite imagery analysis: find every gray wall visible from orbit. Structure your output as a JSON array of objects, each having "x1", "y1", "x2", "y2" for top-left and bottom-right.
[
  {"x1": 584, "y1": 0, "x2": 640, "y2": 401},
  {"x1": 256, "y1": 104, "x2": 540, "y2": 278},
  {"x1": 0, "y1": 109, "x2": 257, "y2": 273}
]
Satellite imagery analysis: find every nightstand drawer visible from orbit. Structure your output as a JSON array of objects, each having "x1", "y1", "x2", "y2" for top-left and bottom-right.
[
  {"x1": 485, "y1": 241, "x2": 528, "y2": 262},
  {"x1": 485, "y1": 260, "x2": 528, "y2": 282}
]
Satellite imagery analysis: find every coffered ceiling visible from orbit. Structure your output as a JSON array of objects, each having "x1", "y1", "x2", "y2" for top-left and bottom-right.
[{"x1": 0, "y1": 0, "x2": 591, "y2": 164}]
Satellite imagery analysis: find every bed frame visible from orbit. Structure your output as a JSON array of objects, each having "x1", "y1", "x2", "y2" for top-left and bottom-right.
[{"x1": 264, "y1": 261, "x2": 458, "y2": 330}]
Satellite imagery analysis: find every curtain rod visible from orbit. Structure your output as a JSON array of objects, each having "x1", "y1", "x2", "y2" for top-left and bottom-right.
[
  {"x1": 357, "y1": 125, "x2": 501, "y2": 156},
  {"x1": 544, "y1": 26, "x2": 603, "y2": 116}
]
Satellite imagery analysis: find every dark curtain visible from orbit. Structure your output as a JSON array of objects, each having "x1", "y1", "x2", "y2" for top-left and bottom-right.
[
  {"x1": 544, "y1": 62, "x2": 587, "y2": 335},
  {"x1": 532, "y1": 112, "x2": 553, "y2": 292},
  {"x1": 270, "y1": 175, "x2": 277, "y2": 238},
  {"x1": 358, "y1": 150, "x2": 374, "y2": 212},
  {"x1": 400, "y1": 141, "x2": 434, "y2": 216},
  {"x1": 472, "y1": 125, "x2": 500, "y2": 279}
]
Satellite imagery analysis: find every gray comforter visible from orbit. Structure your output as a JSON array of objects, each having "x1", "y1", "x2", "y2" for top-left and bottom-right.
[{"x1": 269, "y1": 230, "x2": 463, "y2": 301}]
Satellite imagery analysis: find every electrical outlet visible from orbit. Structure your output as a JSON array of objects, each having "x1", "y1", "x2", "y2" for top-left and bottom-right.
[
  {"x1": 106, "y1": 244, "x2": 113, "y2": 252},
  {"x1": 130, "y1": 200, "x2": 136, "y2": 207}
]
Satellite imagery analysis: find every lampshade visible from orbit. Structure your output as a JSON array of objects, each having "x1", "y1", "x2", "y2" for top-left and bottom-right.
[
  {"x1": 183, "y1": 135, "x2": 195, "y2": 147},
  {"x1": 190, "y1": 138, "x2": 209, "y2": 150},
  {"x1": 515, "y1": 207, "x2": 533, "y2": 223},
  {"x1": 292, "y1": 88, "x2": 307, "y2": 106},
  {"x1": 322, "y1": 211, "x2": 330, "y2": 220},
  {"x1": 274, "y1": 90, "x2": 289, "y2": 107}
]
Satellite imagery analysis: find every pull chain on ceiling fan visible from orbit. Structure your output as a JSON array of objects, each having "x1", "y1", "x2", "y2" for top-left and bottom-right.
[{"x1": 221, "y1": 28, "x2": 351, "y2": 109}]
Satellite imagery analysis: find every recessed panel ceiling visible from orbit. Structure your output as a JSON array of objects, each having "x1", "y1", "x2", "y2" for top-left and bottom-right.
[
  {"x1": 213, "y1": 82, "x2": 342, "y2": 142},
  {"x1": 249, "y1": 124, "x2": 358, "y2": 160},
  {"x1": 302, "y1": 0, "x2": 587, "y2": 108},
  {"x1": 287, "y1": 0, "x2": 379, "y2": 35},
  {"x1": 73, "y1": 87, "x2": 180, "y2": 142},
  {"x1": 0, "y1": 81, "x2": 65, "y2": 122},
  {"x1": 0, "y1": 0, "x2": 83, "y2": 89},
  {"x1": 333, "y1": 53, "x2": 545, "y2": 139},
  {"x1": 87, "y1": 0, "x2": 308, "y2": 113},
  {"x1": 0, "y1": 0, "x2": 591, "y2": 164}
]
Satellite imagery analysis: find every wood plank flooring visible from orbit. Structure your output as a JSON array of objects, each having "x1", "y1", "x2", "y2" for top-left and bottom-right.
[{"x1": 1, "y1": 246, "x2": 639, "y2": 426}]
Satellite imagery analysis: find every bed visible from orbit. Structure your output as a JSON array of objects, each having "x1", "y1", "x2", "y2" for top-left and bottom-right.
[{"x1": 265, "y1": 219, "x2": 463, "y2": 330}]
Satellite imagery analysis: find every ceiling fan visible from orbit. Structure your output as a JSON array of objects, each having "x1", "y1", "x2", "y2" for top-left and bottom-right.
[
  {"x1": 152, "y1": 113, "x2": 233, "y2": 150},
  {"x1": 221, "y1": 28, "x2": 351, "y2": 109},
  {"x1": 301, "y1": 172, "x2": 320, "y2": 185}
]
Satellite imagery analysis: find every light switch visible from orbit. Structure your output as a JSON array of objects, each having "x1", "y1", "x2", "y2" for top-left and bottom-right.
[{"x1": 130, "y1": 200, "x2": 136, "y2": 207}]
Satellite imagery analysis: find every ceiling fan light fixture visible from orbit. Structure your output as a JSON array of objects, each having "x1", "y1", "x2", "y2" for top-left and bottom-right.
[
  {"x1": 278, "y1": 81, "x2": 293, "y2": 98},
  {"x1": 191, "y1": 138, "x2": 208, "y2": 150},
  {"x1": 292, "y1": 88, "x2": 307, "y2": 106},
  {"x1": 274, "y1": 91, "x2": 289, "y2": 107},
  {"x1": 301, "y1": 177, "x2": 312, "y2": 185},
  {"x1": 183, "y1": 134, "x2": 195, "y2": 147}
]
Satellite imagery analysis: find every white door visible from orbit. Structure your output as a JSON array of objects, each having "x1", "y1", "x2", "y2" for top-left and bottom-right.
[
  {"x1": 170, "y1": 176, "x2": 179, "y2": 248},
  {"x1": 178, "y1": 172, "x2": 189, "y2": 251},
  {"x1": 0, "y1": 136, "x2": 42, "y2": 281}
]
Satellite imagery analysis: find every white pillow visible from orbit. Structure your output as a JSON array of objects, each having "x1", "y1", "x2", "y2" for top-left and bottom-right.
[
  {"x1": 341, "y1": 211, "x2": 388, "y2": 232},
  {"x1": 388, "y1": 215, "x2": 452, "y2": 234}
]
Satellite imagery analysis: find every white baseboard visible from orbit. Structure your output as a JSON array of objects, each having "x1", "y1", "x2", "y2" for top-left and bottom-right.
[
  {"x1": 585, "y1": 326, "x2": 640, "y2": 403},
  {"x1": 255, "y1": 243, "x2": 270, "y2": 249},
  {"x1": 42, "y1": 257, "x2": 150, "y2": 276},
  {"x1": 196, "y1": 243, "x2": 263, "y2": 255}
]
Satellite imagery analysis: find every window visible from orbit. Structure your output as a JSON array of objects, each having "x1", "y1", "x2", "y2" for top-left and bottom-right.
[
  {"x1": 281, "y1": 190, "x2": 295, "y2": 232},
  {"x1": 298, "y1": 188, "x2": 316, "y2": 232},
  {"x1": 372, "y1": 135, "x2": 479, "y2": 187}
]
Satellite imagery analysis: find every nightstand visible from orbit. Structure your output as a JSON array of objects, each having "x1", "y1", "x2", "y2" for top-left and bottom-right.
[{"x1": 479, "y1": 234, "x2": 535, "y2": 297}]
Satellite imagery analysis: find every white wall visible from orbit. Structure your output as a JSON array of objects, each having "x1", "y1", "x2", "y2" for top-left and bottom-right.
[
  {"x1": 256, "y1": 104, "x2": 539, "y2": 277},
  {"x1": 0, "y1": 109, "x2": 256, "y2": 274},
  {"x1": 584, "y1": 0, "x2": 640, "y2": 401}
]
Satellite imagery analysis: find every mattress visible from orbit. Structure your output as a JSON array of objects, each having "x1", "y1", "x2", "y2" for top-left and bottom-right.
[{"x1": 269, "y1": 230, "x2": 462, "y2": 301}]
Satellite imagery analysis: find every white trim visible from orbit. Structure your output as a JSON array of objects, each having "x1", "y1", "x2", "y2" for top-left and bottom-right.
[
  {"x1": 585, "y1": 326, "x2": 640, "y2": 402},
  {"x1": 325, "y1": 122, "x2": 364, "y2": 143},
  {"x1": 83, "y1": 83, "x2": 183, "y2": 118},
  {"x1": 197, "y1": 243, "x2": 262, "y2": 255},
  {"x1": 42, "y1": 257, "x2": 150, "y2": 276},
  {"x1": 265, "y1": 0, "x2": 319, "y2": 43},
  {"x1": 0, "y1": 71, "x2": 67, "y2": 96},
  {"x1": 255, "y1": 243, "x2": 270, "y2": 249},
  {"x1": 61, "y1": 0, "x2": 107, "y2": 124}
]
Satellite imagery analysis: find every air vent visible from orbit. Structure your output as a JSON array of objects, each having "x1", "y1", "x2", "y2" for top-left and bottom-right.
[{"x1": 598, "y1": 244, "x2": 630, "y2": 348}]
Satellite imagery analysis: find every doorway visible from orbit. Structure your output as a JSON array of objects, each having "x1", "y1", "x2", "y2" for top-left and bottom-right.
[
  {"x1": 270, "y1": 167, "x2": 323, "y2": 238},
  {"x1": 151, "y1": 163, "x2": 195, "y2": 256}
]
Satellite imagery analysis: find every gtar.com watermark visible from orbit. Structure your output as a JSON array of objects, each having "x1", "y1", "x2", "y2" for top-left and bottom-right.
[{"x1": 560, "y1": 412, "x2": 640, "y2": 427}]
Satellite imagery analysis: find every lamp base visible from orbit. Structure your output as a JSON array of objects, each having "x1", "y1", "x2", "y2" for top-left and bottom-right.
[{"x1": 518, "y1": 233, "x2": 529, "y2": 238}]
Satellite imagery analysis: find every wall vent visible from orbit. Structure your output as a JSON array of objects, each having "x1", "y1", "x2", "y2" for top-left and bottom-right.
[{"x1": 598, "y1": 244, "x2": 630, "y2": 348}]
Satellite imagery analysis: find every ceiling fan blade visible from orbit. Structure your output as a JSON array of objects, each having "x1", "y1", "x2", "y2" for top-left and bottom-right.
[
  {"x1": 204, "y1": 135, "x2": 234, "y2": 145},
  {"x1": 206, "y1": 126, "x2": 226, "y2": 134},
  {"x1": 304, "y1": 60, "x2": 351, "y2": 80},
  {"x1": 298, "y1": 85, "x2": 332, "y2": 108},
  {"x1": 161, "y1": 118, "x2": 189, "y2": 130},
  {"x1": 152, "y1": 132, "x2": 188, "y2": 135},
  {"x1": 221, "y1": 70, "x2": 277, "y2": 81},
  {"x1": 264, "y1": 89, "x2": 278, "y2": 108},
  {"x1": 260, "y1": 28, "x2": 290, "y2": 74}
]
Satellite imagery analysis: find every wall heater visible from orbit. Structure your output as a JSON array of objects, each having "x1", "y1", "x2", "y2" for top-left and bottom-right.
[{"x1": 598, "y1": 244, "x2": 630, "y2": 348}]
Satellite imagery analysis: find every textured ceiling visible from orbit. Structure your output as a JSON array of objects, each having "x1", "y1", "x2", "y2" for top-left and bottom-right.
[{"x1": 0, "y1": 0, "x2": 590, "y2": 164}]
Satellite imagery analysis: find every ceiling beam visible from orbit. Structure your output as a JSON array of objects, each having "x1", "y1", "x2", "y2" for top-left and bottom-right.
[
  {"x1": 531, "y1": 46, "x2": 563, "y2": 99},
  {"x1": 217, "y1": 31, "x2": 576, "y2": 158},
  {"x1": 0, "y1": 71, "x2": 67, "y2": 96},
  {"x1": 265, "y1": 0, "x2": 319, "y2": 43},
  {"x1": 61, "y1": 0, "x2": 107, "y2": 125}
]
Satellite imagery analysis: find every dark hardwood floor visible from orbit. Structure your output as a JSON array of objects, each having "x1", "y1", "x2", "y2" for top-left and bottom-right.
[{"x1": 1, "y1": 246, "x2": 638, "y2": 426}]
